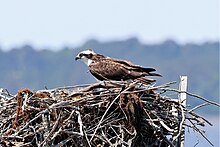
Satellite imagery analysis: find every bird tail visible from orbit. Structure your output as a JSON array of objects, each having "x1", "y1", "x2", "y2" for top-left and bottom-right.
[
  {"x1": 148, "y1": 72, "x2": 162, "y2": 77},
  {"x1": 136, "y1": 77, "x2": 156, "y2": 84}
]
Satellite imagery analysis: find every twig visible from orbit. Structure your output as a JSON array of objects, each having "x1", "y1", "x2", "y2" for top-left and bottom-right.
[
  {"x1": 173, "y1": 105, "x2": 185, "y2": 141},
  {"x1": 40, "y1": 112, "x2": 61, "y2": 146},
  {"x1": 188, "y1": 119, "x2": 214, "y2": 146},
  {"x1": 189, "y1": 103, "x2": 210, "y2": 112},
  {"x1": 0, "y1": 80, "x2": 219, "y2": 146},
  {"x1": 13, "y1": 110, "x2": 47, "y2": 136},
  {"x1": 90, "y1": 82, "x2": 137, "y2": 142},
  {"x1": 162, "y1": 88, "x2": 220, "y2": 107}
]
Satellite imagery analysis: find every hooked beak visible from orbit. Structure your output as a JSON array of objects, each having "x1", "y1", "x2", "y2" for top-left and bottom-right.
[
  {"x1": 75, "y1": 56, "x2": 80, "y2": 61},
  {"x1": 75, "y1": 54, "x2": 80, "y2": 61}
]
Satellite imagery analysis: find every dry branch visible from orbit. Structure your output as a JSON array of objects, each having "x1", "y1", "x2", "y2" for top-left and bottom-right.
[{"x1": 0, "y1": 80, "x2": 219, "y2": 147}]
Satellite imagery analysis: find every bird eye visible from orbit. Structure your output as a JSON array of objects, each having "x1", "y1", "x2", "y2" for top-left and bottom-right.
[
  {"x1": 79, "y1": 53, "x2": 83, "y2": 57},
  {"x1": 88, "y1": 53, "x2": 93, "y2": 58}
]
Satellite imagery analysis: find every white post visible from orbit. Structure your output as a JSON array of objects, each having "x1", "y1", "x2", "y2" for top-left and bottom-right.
[
  {"x1": 179, "y1": 76, "x2": 187, "y2": 107},
  {"x1": 178, "y1": 76, "x2": 187, "y2": 147}
]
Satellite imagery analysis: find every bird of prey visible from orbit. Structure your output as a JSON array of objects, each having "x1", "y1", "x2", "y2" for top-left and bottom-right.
[{"x1": 75, "y1": 49, "x2": 161, "y2": 83}]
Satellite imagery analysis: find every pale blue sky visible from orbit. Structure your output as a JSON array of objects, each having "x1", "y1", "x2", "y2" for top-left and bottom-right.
[{"x1": 0, "y1": 0, "x2": 219, "y2": 50}]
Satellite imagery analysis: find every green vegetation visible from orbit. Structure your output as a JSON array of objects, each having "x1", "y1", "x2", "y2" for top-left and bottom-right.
[{"x1": 0, "y1": 38, "x2": 219, "y2": 114}]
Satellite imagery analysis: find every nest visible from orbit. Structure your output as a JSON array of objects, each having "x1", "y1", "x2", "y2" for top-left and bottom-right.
[{"x1": 0, "y1": 81, "x2": 219, "y2": 147}]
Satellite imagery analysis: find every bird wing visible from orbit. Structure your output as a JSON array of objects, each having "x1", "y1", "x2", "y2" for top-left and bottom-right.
[
  {"x1": 89, "y1": 59, "x2": 143, "y2": 81},
  {"x1": 107, "y1": 58, "x2": 157, "y2": 73}
]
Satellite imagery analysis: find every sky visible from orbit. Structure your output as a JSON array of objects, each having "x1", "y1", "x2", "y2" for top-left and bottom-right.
[{"x1": 0, "y1": 0, "x2": 219, "y2": 50}]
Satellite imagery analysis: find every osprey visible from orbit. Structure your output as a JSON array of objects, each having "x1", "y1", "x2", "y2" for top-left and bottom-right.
[{"x1": 75, "y1": 49, "x2": 161, "y2": 83}]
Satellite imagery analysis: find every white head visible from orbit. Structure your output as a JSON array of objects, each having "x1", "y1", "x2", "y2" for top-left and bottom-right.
[{"x1": 75, "y1": 49, "x2": 97, "y2": 66}]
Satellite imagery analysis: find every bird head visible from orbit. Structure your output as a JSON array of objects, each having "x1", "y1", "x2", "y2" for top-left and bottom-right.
[{"x1": 75, "y1": 49, "x2": 97, "y2": 66}]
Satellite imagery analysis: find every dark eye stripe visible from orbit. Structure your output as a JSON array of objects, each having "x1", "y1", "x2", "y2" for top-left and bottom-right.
[
  {"x1": 88, "y1": 53, "x2": 93, "y2": 58},
  {"x1": 79, "y1": 53, "x2": 93, "y2": 59},
  {"x1": 79, "y1": 53, "x2": 84, "y2": 57}
]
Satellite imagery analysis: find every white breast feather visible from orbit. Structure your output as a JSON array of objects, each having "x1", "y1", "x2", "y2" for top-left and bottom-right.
[{"x1": 81, "y1": 57, "x2": 93, "y2": 66}]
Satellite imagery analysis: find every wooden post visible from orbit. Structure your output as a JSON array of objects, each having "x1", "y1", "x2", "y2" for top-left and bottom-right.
[{"x1": 178, "y1": 76, "x2": 187, "y2": 147}]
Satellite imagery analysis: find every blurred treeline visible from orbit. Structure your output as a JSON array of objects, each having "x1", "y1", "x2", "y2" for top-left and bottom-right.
[{"x1": 0, "y1": 38, "x2": 219, "y2": 114}]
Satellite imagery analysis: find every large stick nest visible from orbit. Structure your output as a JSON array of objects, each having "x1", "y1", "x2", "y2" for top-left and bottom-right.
[{"x1": 0, "y1": 81, "x2": 219, "y2": 147}]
